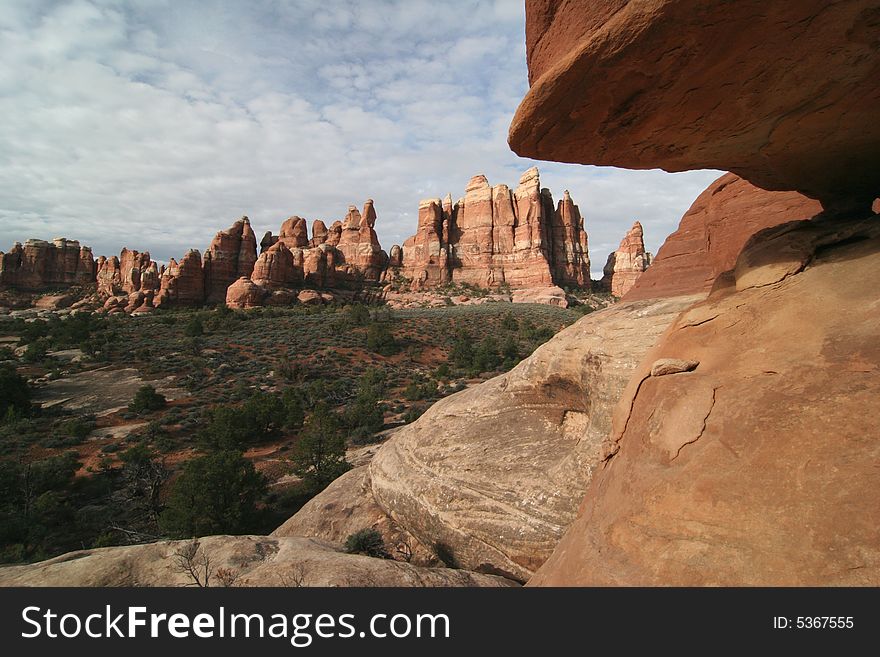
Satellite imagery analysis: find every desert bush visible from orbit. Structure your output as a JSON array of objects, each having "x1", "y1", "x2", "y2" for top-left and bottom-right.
[
  {"x1": 0, "y1": 364, "x2": 31, "y2": 422},
  {"x1": 160, "y1": 450, "x2": 266, "y2": 538},
  {"x1": 344, "y1": 528, "x2": 389, "y2": 559},
  {"x1": 183, "y1": 315, "x2": 204, "y2": 337},
  {"x1": 128, "y1": 385, "x2": 167, "y2": 414},
  {"x1": 290, "y1": 402, "x2": 350, "y2": 491},
  {"x1": 366, "y1": 322, "x2": 399, "y2": 356}
]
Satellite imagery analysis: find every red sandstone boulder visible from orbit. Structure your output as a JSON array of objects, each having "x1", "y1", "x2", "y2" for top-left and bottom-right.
[
  {"x1": 326, "y1": 221, "x2": 342, "y2": 247},
  {"x1": 510, "y1": 286, "x2": 569, "y2": 307},
  {"x1": 388, "y1": 244, "x2": 402, "y2": 268},
  {"x1": 310, "y1": 220, "x2": 329, "y2": 247},
  {"x1": 297, "y1": 289, "x2": 323, "y2": 305},
  {"x1": 260, "y1": 231, "x2": 278, "y2": 254},
  {"x1": 278, "y1": 216, "x2": 310, "y2": 249},
  {"x1": 252, "y1": 242, "x2": 300, "y2": 287},
  {"x1": 334, "y1": 201, "x2": 388, "y2": 281},
  {"x1": 532, "y1": 215, "x2": 880, "y2": 585},
  {"x1": 510, "y1": 0, "x2": 880, "y2": 210},
  {"x1": 225, "y1": 276, "x2": 266, "y2": 309}
]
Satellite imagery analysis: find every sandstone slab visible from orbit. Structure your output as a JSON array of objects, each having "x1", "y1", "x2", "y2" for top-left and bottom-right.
[
  {"x1": 369, "y1": 293, "x2": 702, "y2": 581},
  {"x1": 0, "y1": 535, "x2": 516, "y2": 587}
]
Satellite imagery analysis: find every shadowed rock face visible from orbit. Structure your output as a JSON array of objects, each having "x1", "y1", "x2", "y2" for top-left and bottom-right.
[
  {"x1": 272, "y1": 465, "x2": 436, "y2": 565},
  {"x1": 623, "y1": 173, "x2": 822, "y2": 301},
  {"x1": 368, "y1": 293, "x2": 701, "y2": 581},
  {"x1": 0, "y1": 535, "x2": 516, "y2": 587},
  {"x1": 510, "y1": 0, "x2": 880, "y2": 210},
  {"x1": 532, "y1": 214, "x2": 880, "y2": 585}
]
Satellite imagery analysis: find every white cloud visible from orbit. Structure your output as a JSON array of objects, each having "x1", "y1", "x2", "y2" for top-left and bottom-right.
[{"x1": 0, "y1": 0, "x2": 721, "y2": 277}]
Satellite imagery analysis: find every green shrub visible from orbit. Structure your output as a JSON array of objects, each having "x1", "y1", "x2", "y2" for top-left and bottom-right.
[
  {"x1": 0, "y1": 364, "x2": 31, "y2": 422},
  {"x1": 344, "y1": 528, "x2": 389, "y2": 559},
  {"x1": 57, "y1": 415, "x2": 95, "y2": 442},
  {"x1": 128, "y1": 385, "x2": 167, "y2": 414},
  {"x1": 402, "y1": 405, "x2": 427, "y2": 424},
  {"x1": 290, "y1": 402, "x2": 350, "y2": 491},
  {"x1": 159, "y1": 449, "x2": 265, "y2": 538},
  {"x1": 366, "y1": 323, "x2": 399, "y2": 356},
  {"x1": 184, "y1": 316, "x2": 204, "y2": 337},
  {"x1": 500, "y1": 312, "x2": 519, "y2": 331}
]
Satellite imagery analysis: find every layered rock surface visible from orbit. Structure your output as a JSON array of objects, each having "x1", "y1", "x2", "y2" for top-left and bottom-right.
[
  {"x1": 398, "y1": 167, "x2": 590, "y2": 291},
  {"x1": 367, "y1": 293, "x2": 700, "y2": 581},
  {"x1": 532, "y1": 214, "x2": 880, "y2": 585},
  {"x1": 600, "y1": 221, "x2": 651, "y2": 297},
  {"x1": 273, "y1": 466, "x2": 435, "y2": 565},
  {"x1": 96, "y1": 248, "x2": 159, "y2": 298},
  {"x1": 510, "y1": 0, "x2": 880, "y2": 210},
  {"x1": 0, "y1": 535, "x2": 515, "y2": 587}
]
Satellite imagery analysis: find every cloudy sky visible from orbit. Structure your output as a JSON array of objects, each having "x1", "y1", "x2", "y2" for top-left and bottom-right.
[{"x1": 0, "y1": 0, "x2": 720, "y2": 277}]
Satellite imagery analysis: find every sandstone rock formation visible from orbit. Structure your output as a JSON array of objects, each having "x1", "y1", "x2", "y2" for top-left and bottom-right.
[
  {"x1": 278, "y1": 216, "x2": 310, "y2": 249},
  {"x1": 367, "y1": 293, "x2": 701, "y2": 581},
  {"x1": 310, "y1": 220, "x2": 329, "y2": 247},
  {"x1": 624, "y1": 174, "x2": 821, "y2": 301},
  {"x1": 398, "y1": 167, "x2": 590, "y2": 291},
  {"x1": 225, "y1": 276, "x2": 266, "y2": 309},
  {"x1": 251, "y1": 241, "x2": 300, "y2": 287},
  {"x1": 0, "y1": 238, "x2": 94, "y2": 291},
  {"x1": 532, "y1": 214, "x2": 880, "y2": 585},
  {"x1": 509, "y1": 285, "x2": 568, "y2": 307},
  {"x1": 203, "y1": 217, "x2": 257, "y2": 303},
  {"x1": 334, "y1": 201, "x2": 388, "y2": 281},
  {"x1": 510, "y1": 0, "x2": 880, "y2": 211},
  {"x1": 510, "y1": 0, "x2": 880, "y2": 586},
  {"x1": 388, "y1": 244, "x2": 402, "y2": 267},
  {"x1": 154, "y1": 249, "x2": 204, "y2": 308},
  {"x1": 273, "y1": 466, "x2": 434, "y2": 565},
  {"x1": 96, "y1": 248, "x2": 159, "y2": 298},
  {"x1": 259, "y1": 230, "x2": 278, "y2": 253},
  {"x1": 228, "y1": 201, "x2": 389, "y2": 307},
  {"x1": 0, "y1": 535, "x2": 515, "y2": 587},
  {"x1": 600, "y1": 221, "x2": 651, "y2": 297}
]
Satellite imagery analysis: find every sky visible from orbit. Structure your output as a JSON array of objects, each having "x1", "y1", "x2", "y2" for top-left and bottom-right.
[{"x1": 0, "y1": 0, "x2": 721, "y2": 278}]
